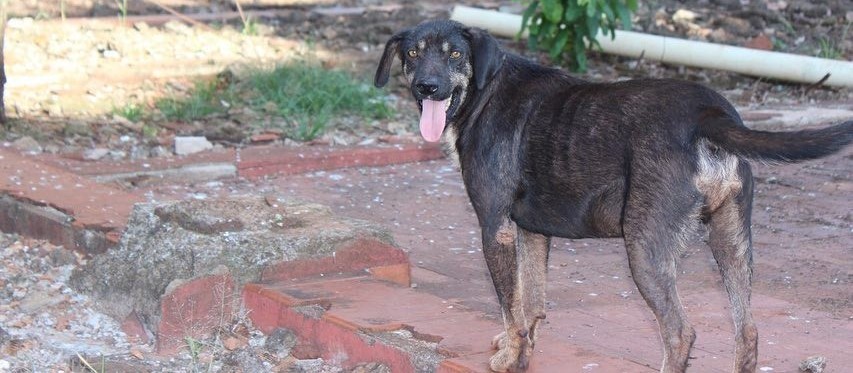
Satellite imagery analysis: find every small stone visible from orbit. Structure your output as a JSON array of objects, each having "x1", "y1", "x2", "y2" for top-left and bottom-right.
[
  {"x1": 198, "y1": 351, "x2": 214, "y2": 364},
  {"x1": 108, "y1": 150, "x2": 127, "y2": 160},
  {"x1": 174, "y1": 136, "x2": 213, "y2": 155},
  {"x1": 221, "y1": 348, "x2": 265, "y2": 371},
  {"x1": 82, "y1": 148, "x2": 110, "y2": 161},
  {"x1": 709, "y1": 28, "x2": 731, "y2": 43},
  {"x1": 54, "y1": 315, "x2": 71, "y2": 331},
  {"x1": 745, "y1": 34, "x2": 773, "y2": 51},
  {"x1": 0, "y1": 326, "x2": 10, "y2": 346},
  {"x1": 313, "y1": 6, "x2": 365, "y2": 17},
  {"x1": 130, "y1": 346, "x2": 144, "y2": 359},
  {"x1": 12, "y1": 136, "x2": 43, "y2": 154},
  {"x1": 672, "y1": 9, "x2": 698, "y2": 23},
  {"x1": 350, "y1": 362, "x2": 391, "y2": 373},
  {"x1": 223, "y1": 336, "x2": 246, "y2": 351},
  {"x1": 322, "y1": 27, "x2": 338, "y2": 40},
  {"x1": 133, "y1": 22, "x2": 150, "y2": 32},
  {"x1": 163, "y1": 20, "x2": 192, "y2": 35},
  {"x1": 719, "y1": 16, "x2": 751, "y2": 36},
  {"x1": 292, "y1": 358, "x2": 324, "y2": 371},
  {"x1": 150, "y1": 145, "x2": 172, "y2": 158},
  {"x1": 264, "y1": 328, "x2": 297, "y2": 357},
  {"x1": 45, "y1": 103, "x2": 64, "y2": 117},
  {"x1": 767, "y1": 1, "x2": 788, "y2": 12},
  {"x1": 250, "y1": 133, "x2": 279, "y2": 143},
  {"x1": 799, "y1": 356, "x2": 827, "y2": 373},
  {"x1": 43, "y1": 144, "x2": 61, "y2": 154},
  {"x1": 113, "y1": 115, "x2": 142, "y2": 130},
  {"x1": 102, "y1": 49, "x2": 121, "y2": 59},
  {"x1": 19, "y1": 291, "x2": 55, "y2": 313},
  {"x1": 63, "y1": 121, "x2": 92, "y2": 137}
]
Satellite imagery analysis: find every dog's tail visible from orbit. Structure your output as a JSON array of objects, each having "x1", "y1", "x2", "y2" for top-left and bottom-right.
[{"x1": 697, "y1": 109, "x2": 853, "y2": 162}]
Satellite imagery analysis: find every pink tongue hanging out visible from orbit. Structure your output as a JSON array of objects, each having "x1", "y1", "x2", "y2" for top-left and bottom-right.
[{"x1": 419, "y1": 99, "x2": 448, "y2": 142}]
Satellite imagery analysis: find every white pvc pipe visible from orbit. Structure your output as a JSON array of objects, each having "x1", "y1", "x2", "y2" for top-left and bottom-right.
[{"x1": 451, "y1": 5, "x2": 853, "y2": 87}]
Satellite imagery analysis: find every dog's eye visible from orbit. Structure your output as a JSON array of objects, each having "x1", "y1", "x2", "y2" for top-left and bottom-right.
[
  {"x1": 450, "y1": 51, "x2": 462, "y2": 59},
  {"x1": 407, "y1": 50, "x2": 418, "y2": 58}
]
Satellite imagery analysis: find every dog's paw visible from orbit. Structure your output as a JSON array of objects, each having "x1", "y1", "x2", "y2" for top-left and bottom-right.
[
  {"x1": 491, "y1": 331, "x2": 507, "y2": 350},
  {"x1": 488, "y1": 332, "x2": 531, "y2": 372}
]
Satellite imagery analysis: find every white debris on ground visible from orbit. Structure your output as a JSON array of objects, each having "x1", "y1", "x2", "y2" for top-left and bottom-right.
[
  {"x1": 0, "y1": 233, "x2": 389, "y2": 372},
  {"x1": 0, "y1": 234, "x2": 148, "y2": 370}
]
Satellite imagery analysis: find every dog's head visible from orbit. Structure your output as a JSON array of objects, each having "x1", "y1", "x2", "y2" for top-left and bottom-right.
[{"x1": 374, "y1": 20, "x2": 504, "y2": 142}]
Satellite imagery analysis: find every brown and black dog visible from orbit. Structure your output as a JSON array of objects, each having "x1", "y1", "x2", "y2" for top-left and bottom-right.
[{"x1": 375, "y1": 20, "x2": 852, "y2": 373}]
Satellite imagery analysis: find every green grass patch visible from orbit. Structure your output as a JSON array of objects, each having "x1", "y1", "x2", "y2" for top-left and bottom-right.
[
  {"x1": 112, "y1": 103, "x2": 143, "y2": 122},
  {"x1": 154, "y1": 61, "x2": 393, "y2": 141},
  {"x1": 245, "y1": 62, "x2": 393, "y2": 140},
  {"x1": 155, "y1": 80, "x2": 232, "y2": 121},
  {"x1": 817, "y1": 38, "x2": 841, "y2": 59}
]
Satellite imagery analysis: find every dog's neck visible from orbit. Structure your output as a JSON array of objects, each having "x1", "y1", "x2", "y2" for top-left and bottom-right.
[{"x1": 441, "y1": 71, "x2": 503, "y2": 169}]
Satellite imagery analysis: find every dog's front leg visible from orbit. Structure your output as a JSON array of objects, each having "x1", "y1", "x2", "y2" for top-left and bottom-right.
[
  {"x1": 481, "y1": 217, "x2": 534, "y2": 372},
  {"x1": 491, "y1": 228, "x2": 550, "y2": 351}
]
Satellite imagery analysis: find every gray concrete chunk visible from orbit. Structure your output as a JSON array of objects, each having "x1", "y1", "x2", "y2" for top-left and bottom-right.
[{"x1": 69, "y1": 196, "x2": 394, "y2": 336}]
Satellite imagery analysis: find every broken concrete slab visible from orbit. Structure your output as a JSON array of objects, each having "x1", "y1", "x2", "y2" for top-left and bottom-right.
[
  {"x1": 69, "y1": 196, "x2": 407, "y2": 354},
  {"x1": 82, "y1": 148, "x2": 110, "y2": 161},
  {"x1": 0, "y1": 148, "x2": 142, "y2": 254},
  {"x1": 174, "y1": 136, "x2": 213, "y2": 156},
  {"x1": 10, "y1": 137, "x2": 43, "y2": 154}
]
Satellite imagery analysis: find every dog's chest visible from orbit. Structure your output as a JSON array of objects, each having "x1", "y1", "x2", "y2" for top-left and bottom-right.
[{"x1": 441, "y1": 126, "x2": 461, "y2": 168}]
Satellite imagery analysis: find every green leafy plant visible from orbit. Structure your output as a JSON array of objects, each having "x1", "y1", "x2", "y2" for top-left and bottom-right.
[{"x1": 519, "y1": 0, "x2": 638, "y2": 71}]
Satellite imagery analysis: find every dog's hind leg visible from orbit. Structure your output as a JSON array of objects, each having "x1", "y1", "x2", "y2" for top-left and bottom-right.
[
  {"x1": 705, "y1": 162, "x2": 758, "y2": 373},
  {"x1": 492, "y1": 228, "x2": 551, "y2": 352},
  {"x1": 623, "y1": 160, "x2": 701, "y2": 373}
]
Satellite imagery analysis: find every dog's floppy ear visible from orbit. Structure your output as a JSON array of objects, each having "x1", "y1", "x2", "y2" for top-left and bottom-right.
[
  {"x1": 374, "y1": 30, "x2": 409, "y2": 88},
  {"x1": 465, "y1": 27, "x2": 504, "y2": 90}
]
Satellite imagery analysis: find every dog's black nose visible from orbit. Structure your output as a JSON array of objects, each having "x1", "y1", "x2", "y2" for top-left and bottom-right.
[{"x1": 415, "y1": 82, "x2": 439, "y2": 96}]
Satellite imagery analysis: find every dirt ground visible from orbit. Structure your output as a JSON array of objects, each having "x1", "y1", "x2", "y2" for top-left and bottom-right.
[{"x1": 0, "y1": 0, "x2": 851, "y2": 372}]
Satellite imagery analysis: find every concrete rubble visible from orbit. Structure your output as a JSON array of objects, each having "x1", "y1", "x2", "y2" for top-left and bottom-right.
[{"x1": 69, "y1": 196, "x2": 396, "y2": 352}]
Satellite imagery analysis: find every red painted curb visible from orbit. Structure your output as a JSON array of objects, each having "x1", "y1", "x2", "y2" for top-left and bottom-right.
[
  {"x1": 238, "y1": 143, "x2": 444, "y2": 179},
  {"x1": 243, "y1": 284, "x2": 419, "y2": 372},
  {"x1": 33, "y1": 143, "x2": 444, "y2": 182},
  {"x1": 261, "y1": 237, "x2": 411, "y2": 286},
  {"x1": 34, "y1": 149, "x2": 236, "y2": 178},
  {"x1": 158, "y1": 273, "x2": 236, "y2": 354}
]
